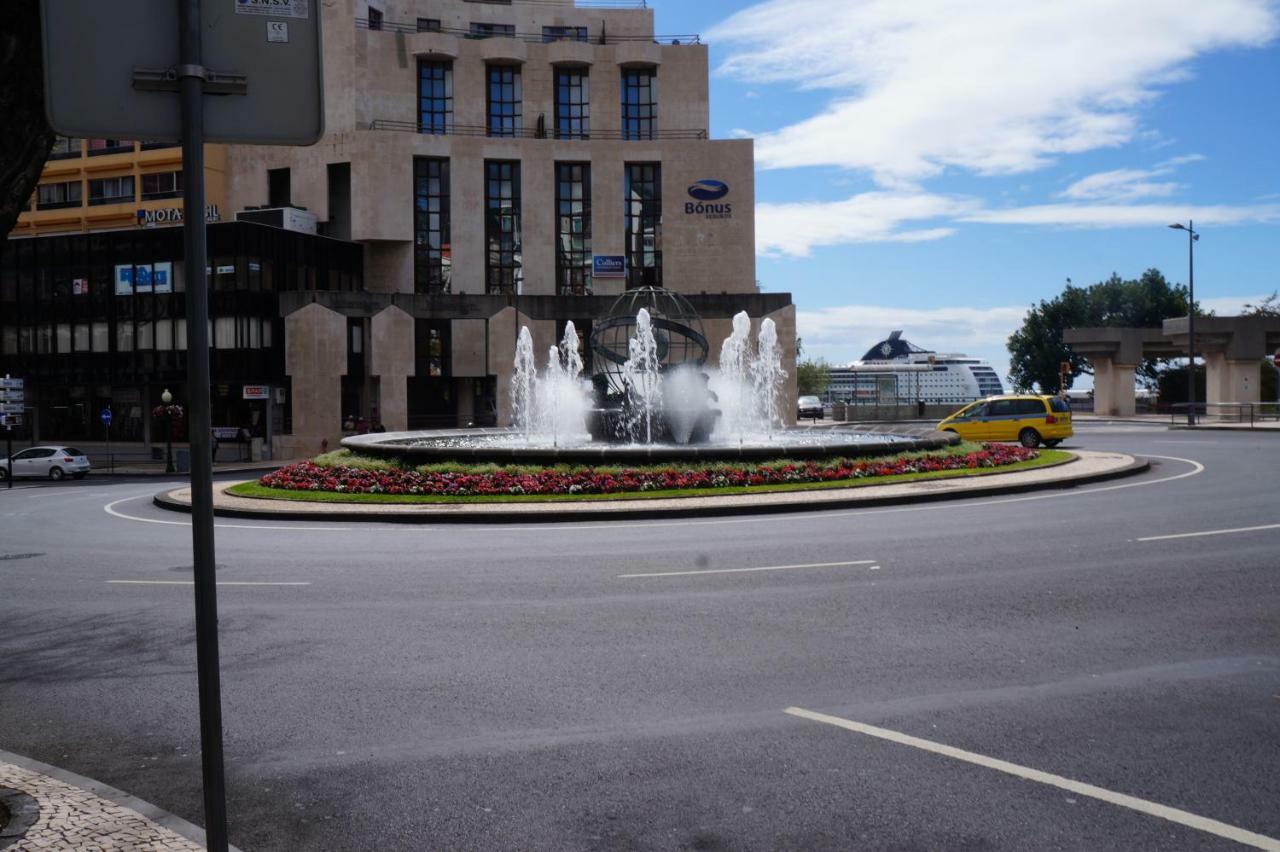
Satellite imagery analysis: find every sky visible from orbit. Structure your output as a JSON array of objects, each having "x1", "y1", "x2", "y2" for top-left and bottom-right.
[{"x1": 653, "y1": 0, "x2": 1280, "y2": 382}]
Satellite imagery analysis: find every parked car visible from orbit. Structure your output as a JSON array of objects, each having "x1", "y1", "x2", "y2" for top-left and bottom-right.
[
  {"x1": 797, "y1": 395, "x2": 824, "y2": 420},
  {"x1": 936, "y1": 395, "x2": 1072, "y2": 448},
  {"x1": 0, "y1": 446, "x2": 92, "y2": 481}
]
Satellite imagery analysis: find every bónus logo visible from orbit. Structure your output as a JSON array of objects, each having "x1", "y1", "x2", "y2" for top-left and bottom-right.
[{"x1": 687, "y1": 179, "x2": 729, "y2": 201}]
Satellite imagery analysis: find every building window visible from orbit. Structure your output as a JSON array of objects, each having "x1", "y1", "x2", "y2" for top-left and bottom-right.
[
  {"x1": 87, "y1": 139, "x2": 132, "y2": 156},
  {"x1": 485, "y1": 160, "x2": 521, "y2": 295},
  {"x1": 88, "y1": 175, "x2": 135, "y2": 206},
  {"x1": 624, "y1": 163, "x2": 661, "y2": 288},
  {"x1": 554, "y1": 68, "x2": 589, "y2": 140},
  {"x1": 417, "y1": 17, "x2": 441, "y2": 32},
  {"x1": 49, "y1": 136, "x2": 80, "y2": 159},
  {"x1": 268, "y1": 168, "x2": 291, "y2": 207},
  {"x1": 418, "y1": 60, "x2": 453, "y2": 135},
  {"x1": 621, "y1": 69, "x2": 657, "y2": 140},
  {"x1": 140, "y1": 140, "x2": 179, "y2": 150},
  {"x1": 36, "y1": 180, "x2": 82, "y2": 210},
  {"x1": 367, "y1": 7, "x2": 383, "y2": 30},
  {"x1": 556, "y1": 163, "x2": 591, "y2": 296},
  {"x1": 486, "y1": 65, "x2": 522, "y2": 138},
  {"x1": 470, "y1": 22, "x2": 515, "y2": 38},
  {"x1": 414, "y1": 158, "x2": 451, "y2": 294},
  {"x1": 543, "y1": 25, "x2": 587, "y2": 43},
  {"x1": 141, "y1": 171, "x2": 183, "y2": 200}
]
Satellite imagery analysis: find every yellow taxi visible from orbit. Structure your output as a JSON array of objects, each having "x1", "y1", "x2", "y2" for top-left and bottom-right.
[{"x1": 937, "y1": 394, "x2": 1073, "y2": 448}]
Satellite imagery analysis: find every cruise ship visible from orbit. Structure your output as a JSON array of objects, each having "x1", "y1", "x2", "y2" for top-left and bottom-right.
[{"x1": 826, "y1": 331, "x2": 1005, "y2": 404}]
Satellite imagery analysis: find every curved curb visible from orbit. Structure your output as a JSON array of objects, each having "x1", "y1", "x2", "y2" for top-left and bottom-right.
[
  {"x1": 152, "y1": 453, "x2": 1151, "y2": 525},
  {"x1": 0, "y1": 746, "x2": 242, "y2": 852}
]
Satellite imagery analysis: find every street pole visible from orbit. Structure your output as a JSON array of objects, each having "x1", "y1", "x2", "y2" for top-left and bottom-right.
[
  {"x1": 1187, "y1": 219, "x2": 1196, "y2": 426},
  {"x1": 179, "y1": 0, "x2": 229, "y2": 848}
]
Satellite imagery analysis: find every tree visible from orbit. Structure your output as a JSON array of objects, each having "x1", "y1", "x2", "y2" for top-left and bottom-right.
[
  {"x1": 0, "y1": 1, "x2": 54, "y2": 243},
  {"x1": 1243, "y1": 291, "x2": 1279, "y2": 317},
  {"x1": 1007, "y1": 270, "x2": 1191, "y2": 393},
  {"x1": 796, "y1": 359, "x2": 831, "y2": 396}
]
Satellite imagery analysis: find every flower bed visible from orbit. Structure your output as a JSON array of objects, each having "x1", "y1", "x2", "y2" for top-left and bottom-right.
[{"x1": 258, "y1": 444, "x2": 1038, "y2": 498}]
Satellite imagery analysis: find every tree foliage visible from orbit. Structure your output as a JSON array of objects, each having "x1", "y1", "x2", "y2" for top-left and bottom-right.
[
  {"x1": 1007, "y1": 270, "x2": 1191, "y2": 393},
  {"x1": 796, "y1": 359, "x2": 832, "y2": 396},
  {"x1": 0, "y1": 1, "x2": 54, "y2": 243},
  {"x1": 1243, "y1": 291, "x2": 1279, "y2": 317}
]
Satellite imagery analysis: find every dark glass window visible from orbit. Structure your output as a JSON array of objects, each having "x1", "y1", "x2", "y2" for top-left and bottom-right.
[
  {"x1": 268, "y1": 168, "x2": 291, "y2": 207},
  {"x1": 140, "y1": 140, "x2": 179, "y2": 151},
  {"x1": 485, "y1": 161, "x2": 521, "y2": 295},
  {"x1": 470, "y1": 22, "x2": 515, "y2": 38},
  {"x1": 88, "y1": 176, "x2": 135, "y2": 206},
  {"x1": 418, "y1": 60, "x2": 453, "y2": 134},
  {"x1": 624, "y1": 163, "x2": 661, "y2": 288},
  {"x1": 621, "y1": 69, "x2": 657, "y2": 140},
  {"x1": 141, "y1": 171, "x2": 183, "y2": 200},
  {"x1": 555, "y1": 68, "x2": 589, "y2": 140},
  {"x1": 555, "y1": 163, "x2": 591, "y2": 296},
  {"x1": 413, "y1": 158, "x2": 451, "y2": 294},
  {"x1": 36, "y1": 180, "x2": 82, "y2": 210},
  {"x1": 417, "y1": 17, "x2": 441, "y2": 32},
  {"x1": 486, "y1": 65, "x2": 522, "y2": 138},
  {"x1": 367, "y1": 7, "x2": 383, "y2": 30},
  {"x1": 49, "y1": 136, "x2": 80, "y2": 159},
  {"x1": 543, "y1": 25, "x2": 587, "y2": 42},
  {"x1": 87, "y1": 139, "x2": 132, "y2": 156}
]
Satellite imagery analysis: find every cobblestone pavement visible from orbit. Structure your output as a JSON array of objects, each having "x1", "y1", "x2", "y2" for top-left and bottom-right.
[{"x1": 1, "y1": 761, "x2": 204, "y2": 851}]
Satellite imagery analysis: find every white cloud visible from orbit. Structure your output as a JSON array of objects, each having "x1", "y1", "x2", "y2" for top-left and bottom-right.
[
  {"x1": 1058, "y1": 154, "x2": 1206, "y2": 201},
  {"x1": 964, "y1": 202, "x2": 1280, "y2": 228},
  {"x1": 757, "y1": 191, "x2": 974, "y2": 256},
  {"x1": 711, "y1": 0, "x2": 1276, "y2": 184}
]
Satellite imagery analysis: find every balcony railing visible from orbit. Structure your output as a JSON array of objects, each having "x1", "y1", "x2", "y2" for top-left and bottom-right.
[
  {"x1": 355, "y1": 16, "x2": 699, "y2": 44},
  {"x1": 368, "y1": 119, "x2": 707, "y2": 140}
]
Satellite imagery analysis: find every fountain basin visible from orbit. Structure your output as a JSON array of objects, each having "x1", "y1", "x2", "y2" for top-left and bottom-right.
[{"x1": 342, "y1": 427, "x2": 956, "y2": 465}]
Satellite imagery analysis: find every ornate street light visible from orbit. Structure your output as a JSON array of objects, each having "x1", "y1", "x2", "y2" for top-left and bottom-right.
[
  {"x1": 1169, "y1": 222, "x2": 1199, "y2": 425},
  {"x1": 162, "y1": 388, "x2": 175, "y2": 473}
]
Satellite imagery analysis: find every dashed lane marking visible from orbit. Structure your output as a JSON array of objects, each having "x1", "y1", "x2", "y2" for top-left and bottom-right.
[
  {"x1": 1137, "y1": 522, "x2": 1280, "y2": 542},
  {"x1": 785, "y1": 706, "x2": 1280, "y2": 851},
  {"x1": 618, "y1": 560, "x2": 876, "y2": 579}
]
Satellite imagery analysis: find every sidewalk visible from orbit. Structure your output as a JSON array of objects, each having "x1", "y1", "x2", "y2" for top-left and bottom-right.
[{"x1": 0, "y1": 749, "x2": 231, "y2": 851}]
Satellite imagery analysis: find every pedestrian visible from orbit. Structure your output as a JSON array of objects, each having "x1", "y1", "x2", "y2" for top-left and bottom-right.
[{"x1": 211, "y1": 428, "x2": 219, "y2": 462}]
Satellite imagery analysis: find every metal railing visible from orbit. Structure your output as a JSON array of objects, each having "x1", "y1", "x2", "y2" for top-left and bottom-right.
[
  {"x1": 355, "y1": 16, "x2": 699, "y2": 44},
  {"x1": 367, "y1": 119, "x2": 708, "y2": 140},
  {"x1": 1170, "y1": 402, "x2": 1280, "y2": 427}
]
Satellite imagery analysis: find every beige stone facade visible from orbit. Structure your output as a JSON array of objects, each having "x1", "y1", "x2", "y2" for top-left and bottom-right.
[{"x1": 224, "y1": 0, "x2": 791, "y2": 447}]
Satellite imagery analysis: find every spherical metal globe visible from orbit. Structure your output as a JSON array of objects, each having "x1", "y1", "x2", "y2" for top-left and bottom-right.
[{"x1": 590, "y1": 288, "x2": 710, "y2": 394}]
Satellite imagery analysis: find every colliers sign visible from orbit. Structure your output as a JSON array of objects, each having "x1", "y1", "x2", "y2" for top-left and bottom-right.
[
  {"x1": 137, "y1": 205, "x2": 221, "y2": 227},
  {"x1": 685, "y1": 180, "x2": 732, "y2": 220}
]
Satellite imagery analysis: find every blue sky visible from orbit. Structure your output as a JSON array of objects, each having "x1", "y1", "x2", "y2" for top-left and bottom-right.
[{"x1": 654, "y1": 0, "x2": 1280, "y2": 381}]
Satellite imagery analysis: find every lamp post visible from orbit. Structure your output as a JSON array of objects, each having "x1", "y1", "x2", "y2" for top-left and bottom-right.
[
  {"x1": 1169, "y1": 221, "x2": 1199, "y2": 425},
  {"x1": 162, "y1": 388, "x2": 175, "y2": 473}
]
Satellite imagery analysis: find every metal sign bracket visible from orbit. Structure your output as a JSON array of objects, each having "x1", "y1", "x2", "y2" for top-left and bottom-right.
[{"x1": 132, "y1": 65, "x2": 248, "y2": 96}]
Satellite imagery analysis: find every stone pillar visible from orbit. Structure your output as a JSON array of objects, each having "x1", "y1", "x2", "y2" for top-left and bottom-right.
[
  {"x1": 1092, "y1": 358, "x2": 1137, "y2": 417},
  {"x1": 282, "y1": 302, "x2": 347, "y2": 459},
  {"x1": 1204, "y1": 352, "x2": 1260, "y2": 406},
  {"x1": 369, "y1": 306, "x2": 415, "y2": 431}
]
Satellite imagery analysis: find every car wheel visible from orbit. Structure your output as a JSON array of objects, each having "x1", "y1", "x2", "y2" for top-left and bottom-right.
[
  {"x1": 1044, "y1": 439, "x2": 1062, "y2": 448},
  {"x1": 0, "y1": 468, "x2": 7, "y2": 481},
  {"x1": 49, "y1": 466, "x2": 65, "y2": 481},
  {"x1": 1018, "y1": 428, "x2": 1041, "y2": 448}
]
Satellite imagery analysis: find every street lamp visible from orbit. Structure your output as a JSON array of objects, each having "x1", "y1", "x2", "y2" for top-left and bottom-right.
[
  {"x1": 1169, "y1": 221, "x2": 1199, "y2": 425},
  {"x1": 161, "y1": 388, "x2": 175, "y2": 473}
]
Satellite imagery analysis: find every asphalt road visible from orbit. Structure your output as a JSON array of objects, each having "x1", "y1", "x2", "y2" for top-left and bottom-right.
[{"x1": 1, "y1": 425, "x2": 1278, "y2": 851}]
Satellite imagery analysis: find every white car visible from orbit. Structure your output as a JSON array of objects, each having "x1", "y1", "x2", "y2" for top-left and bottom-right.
[{"x1": 1, "y1": 446, "x2": 91, "y2": 481}]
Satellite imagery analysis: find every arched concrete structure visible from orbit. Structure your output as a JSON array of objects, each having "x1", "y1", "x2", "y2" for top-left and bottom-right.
[{"x1": 1065, "y1": 316, "x2": 1280, "y2": 415}]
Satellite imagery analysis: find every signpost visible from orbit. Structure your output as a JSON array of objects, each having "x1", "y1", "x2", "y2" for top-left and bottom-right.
[
  {"x1": 1, "y1": 376, "x2": 20, "y2": 490},
  {"x1": 41, "y1": 4, "x2": 324, "y2": 848}
]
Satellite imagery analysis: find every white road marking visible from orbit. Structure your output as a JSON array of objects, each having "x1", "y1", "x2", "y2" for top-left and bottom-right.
[
  {"x1": 785, "y1": 706, "x2": 1280, "y2": 851},
  {"x1": 618, "y1": 559, "x2": 876, "y2": 579},
  {"x1": 107, "y1": 580, "x2": 311, "y2": 587},
  {"x1": 868, "y1": 565, "x2": 881, "y2": 571},
  {"x1": 548, "y1": 455, "x2": 1206, "y2": 533},
  {"x1": 103, "y1": 495, "x2": 349, "y2": 531},
  {"x1": 1137, "y1": 522, "x2": 1280, "y2": 542}
]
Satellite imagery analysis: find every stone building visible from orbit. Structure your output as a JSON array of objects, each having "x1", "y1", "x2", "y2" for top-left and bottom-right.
[{"x1": 1, "y1": 0, "x2": 795, "y2": 458}]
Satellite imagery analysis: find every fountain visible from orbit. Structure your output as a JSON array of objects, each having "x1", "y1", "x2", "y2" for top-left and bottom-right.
[{"x1": 343, "y1": 288, "x2": 948, "y2": 463}]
